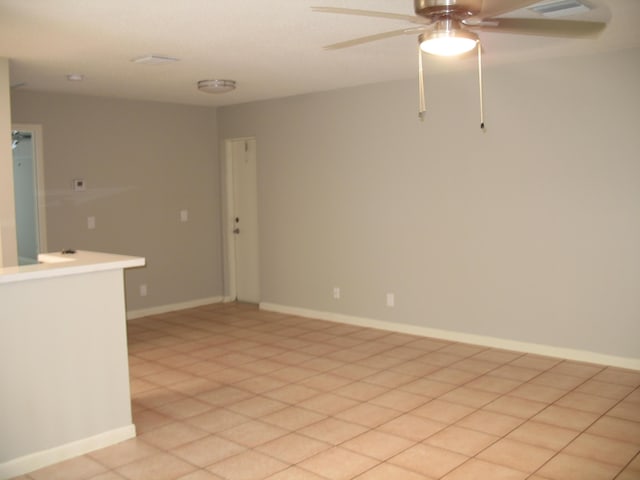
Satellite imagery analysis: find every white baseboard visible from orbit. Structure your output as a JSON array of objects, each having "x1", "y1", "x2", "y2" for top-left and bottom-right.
[
  {"x1": 0, "y1": 424, "x2": 136, "y2": 480},
  {"x1": 260, "y1": 302, "x2": 640, "y2": 371},
  {"x1": 127, "y1": 296, "x2": 228, "y2": 320}
]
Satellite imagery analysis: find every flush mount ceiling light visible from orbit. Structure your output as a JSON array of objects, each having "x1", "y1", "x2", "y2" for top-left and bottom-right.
[
  {"x1": 197, "y1": 79, "x2": 236, "y2": 94},
  {"x1": 419, "y1": 19, "x2": 478, "y2": 56}
]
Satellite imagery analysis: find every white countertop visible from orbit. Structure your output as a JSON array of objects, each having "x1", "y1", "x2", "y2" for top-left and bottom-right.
[{"x1": 0, "y1": 250, "x2": 145, "y2": 284}]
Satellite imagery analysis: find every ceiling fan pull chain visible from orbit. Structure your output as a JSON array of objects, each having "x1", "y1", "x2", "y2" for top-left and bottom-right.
[
  {"x1": 418, "y1": 44, "x2": 426, "y2": 121},
  {"x1": 477, "y1": 42, "x2": 485, "y2": 131}
]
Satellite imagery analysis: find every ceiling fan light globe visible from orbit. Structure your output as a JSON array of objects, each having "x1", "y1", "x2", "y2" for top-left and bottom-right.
[{"x1": 419, "y1": 29, "x2": 478, "y2": 56}]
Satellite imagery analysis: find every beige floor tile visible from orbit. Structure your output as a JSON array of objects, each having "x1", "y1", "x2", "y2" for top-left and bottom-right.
[
  {"x1": 185, "y1": 408, "x2": 250, "y2": 433},
  {"x1": 89, "y1": 438, "x2": 161, "y2": 469},
  {"x1": 592, "y1": 368, "x2": 640, "y2": 387},
  {"x1": 506, "y1": 420, "x2": 579, "y2": 450},
  {"x1": 535, "y1": 452, "x2": 622, "y2": 480},
  {"x1": 263, "y1": 466, "x2": 329, "y2": 480},
  {"x1": 298, "y1": 446, "x2": 379, "y2": 480},
  {"x1": 563, "y1": 432, "x2": 639, "y2": 467},
  {"x1": 399, "y1": 378, "x2": 457, "y2": 397},
  {"x1": 29, "y1": 455, "x2": 108, "y2": 480},
  {"x1": 441, "y1": 459, "x2": 528, "y2": 480},
  {"x1": 362, "y1": 370, "x2": 417, "y2": 388},
  {"x1": 476, "y1": 438, "x2": 556, "y2": 473},
  {"x1": 548, "y1": 361, "x2": 604, "y2": 378},
  {"x1": 298, "y1": 417, "x2": 368, "y2": 445},
  {"x1": 378, "y1": 414, "x2": 447, "y2": 441},
  {"x1": 586, "y1": 416, "x2": 640, "y2": 445},
  {"x1": 297, "y1": 392, "x2": 359, "y2": 415},
  {"x1": 576, "y1": 380, "x2": 635, "y2": 400},
  {"x1": 132, "y1": 409, "x2": 173, "y2": 434},
  {"x1": 256, "y1": 432, "x2": 331, "y2": 464},
  {"x1": 425, "y1": 425, "x2": 499, "y2": 456},
  {"x1": 508, "y1": 383, "x2": 566, "y2": 403},
  {"x1": 354, "y1": 462, "x2": 435, "y2": 479},
  {"x1": 299, "y1": 373, "x2": 353, "y2": 391},
  {"x1": 426, "y1": 367, "x2": 480, "y2": 385},
  {"x1": 225, "y1": 396, "x2": 288, "y2": 418},
  {"x1": 530, "y1": 372, "x2": 586, "y2": 390},
  {"x1": 155, "y1": 397, "x2": 213, "y2": 420},
  {"x1": 88, "y1": 472, "x2": 128, "y2": 480},
  {"x1": 412, "y1": 399, "x2": 476, "y2": 424},
  {"x1": 438, "y1": 386, "x2": 500, "y2": 408},
  {"x1": 489, "y1": 365, "x2": 540, "y2": 382},
  {"x1": 207, "y1": 450, "x2": 288, "y2": 480},
  {"x1": 341, "y1": 430, "x2": 415, "y2": 460},
  {"x1": 195, "y1": 385, "x2": 254, "y2": 407},
  {"x1": 483, "y1": 395, "x2": 548, "y2": 419},
  {"x1": 261, "y1": 384, "x2": 323, "y2": 404},
  {"x1": 464, "y1": 375, "x2": 522, "y2": 394},
  {"x1": 334, "y1": 402, "x2": 401, "y2": 427},
  {"x1": 217, "y1": 419, "x2": 289, "y2": 447},
  {"x1": 333, "y1": 381, "x2": 389, "y2": 402},
  {"x1": 116, "y1": 452, "x2": 197, "y2": 480},
  {"x1": 261, "y1": 405, "x2": 326, "y2": 430},
  {"x1": 508, "y1": 355, "x2": 561, "y2": 372},
  {"x1": 175, "y1": 470, "x2": 225, "y2": 480},
  {"x1": 456, "y1": 410, "x2": 524, "y2": 436},
  {"x1": 532, "y1": 405, "x2": 600, "y2": 431},
  {"x1": 554, "y1": 391, "x2": 619, "y2": 414},
  {"x1": 450, "y1": 358, "x2": 500, "y2": 375},
  {"x1": 367, "y1": 388, "x2": 430, "y2": 411},
  {"x1": 607, "y1": 400, "x2": 640, "y2": 423},
  {"x1": 389, "y1": 444, "x2": 469, "y2": 478},
  {"x1": 139, "y1": 421, "x2": 209, "y2": 450},
  {"x1": 172, "y1": 435, "x2": 246, "y2": 467}
]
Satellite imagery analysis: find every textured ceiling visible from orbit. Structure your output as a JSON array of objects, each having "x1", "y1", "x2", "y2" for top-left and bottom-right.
[{"x1": 1, "y1": 0, "x2": 639, "y2": 107}]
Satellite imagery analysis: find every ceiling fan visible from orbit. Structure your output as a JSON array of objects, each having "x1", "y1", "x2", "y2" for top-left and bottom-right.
[{"x1": 313, "y1": 0, "x2": 607, "y2": 128}]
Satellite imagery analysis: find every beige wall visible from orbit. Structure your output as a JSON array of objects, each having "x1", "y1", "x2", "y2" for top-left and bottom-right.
[
  {"x1": 10, "y1": 92, "x2": 223, "y2": 310},
  {"x1": 0, "y1": 58, "x2": 18, "y2": 267},
  {"x1": 219, "y1": 48, "x2": 640, "y2": 360}
]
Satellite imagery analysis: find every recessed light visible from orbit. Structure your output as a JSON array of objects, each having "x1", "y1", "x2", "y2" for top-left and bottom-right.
[
  {"x1": 66, "y1": 74, "x2": 84, "y2": 81},
  {"x1": 132, "y1": 55, "x2": 180, "y2": 65}
]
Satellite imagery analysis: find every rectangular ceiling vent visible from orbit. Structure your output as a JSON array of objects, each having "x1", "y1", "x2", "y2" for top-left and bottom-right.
[
  {"x1": 529, "y1": 0, "x2": 592, "y2": 17},
  {"x1": 131, "y1": 55, "x2": 180, "y2": 65}
]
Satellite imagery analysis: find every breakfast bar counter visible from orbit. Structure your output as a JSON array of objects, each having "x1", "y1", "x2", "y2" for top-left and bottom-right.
[{"x1": 0, "y1": 251, "x2": 145, "y2": 479}]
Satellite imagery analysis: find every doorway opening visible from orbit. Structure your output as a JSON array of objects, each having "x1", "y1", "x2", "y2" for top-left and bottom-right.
[
  {"x1": 12, "y1": 124, "x2": 47, "y2": 265},
  {"x1": 223, "y1": 137, "x2": 260, "y2": 304}
]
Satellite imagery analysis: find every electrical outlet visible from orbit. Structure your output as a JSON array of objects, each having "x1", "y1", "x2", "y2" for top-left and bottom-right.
[
  {"x1": 87, "y1": 216, "x2": 96, "y2": 230},
  {"x1": 139, "y1": 284, "x2": 148, "y2": 297},
  {"x1": 386, "y1": 293, "x2": 395, "y2": 307},
  {"x1": 180, "y1": 209, "x2": 188, "y2": 222},
  {"x1": 333, "y1": 287, "x2": 340, "y2": 300}
]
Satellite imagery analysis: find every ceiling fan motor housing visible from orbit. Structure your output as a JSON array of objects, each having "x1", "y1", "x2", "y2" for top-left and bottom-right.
[{"x1": 414, "y1": 0, "x2": 479, "y2": 19}]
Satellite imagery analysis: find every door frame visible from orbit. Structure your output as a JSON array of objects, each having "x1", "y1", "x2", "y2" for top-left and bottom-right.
[
  {"x1": 222, "y1": 136, "x2": 258, "y2": 302},
  {"x1": 12, "y1": 123, "x2": 47, "y2": 255}
]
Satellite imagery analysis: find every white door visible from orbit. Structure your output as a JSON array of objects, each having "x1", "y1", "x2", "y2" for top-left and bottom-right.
[{"x1": 229, "y1": 138, "x2": 260, "y2": 303}]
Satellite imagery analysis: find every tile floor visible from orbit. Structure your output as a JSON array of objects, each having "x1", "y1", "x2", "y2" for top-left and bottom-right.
[{"x1": 15, "y1": 302, "x2": 640, "y2": 480}]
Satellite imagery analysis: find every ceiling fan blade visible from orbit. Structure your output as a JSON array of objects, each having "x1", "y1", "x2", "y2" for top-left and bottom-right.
[
  {"x1": 322, "y1": 27, "x2": 428, "y2": 50},
  {"x1": 312, "y1": 6, "x2": 423, "y2": 23},
  {"x1": 471, "y1": 0, "x2": 542, "y2": 21},
  {"x1": 474, "y1": 18, "x2": 607, "y2": 37}
]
